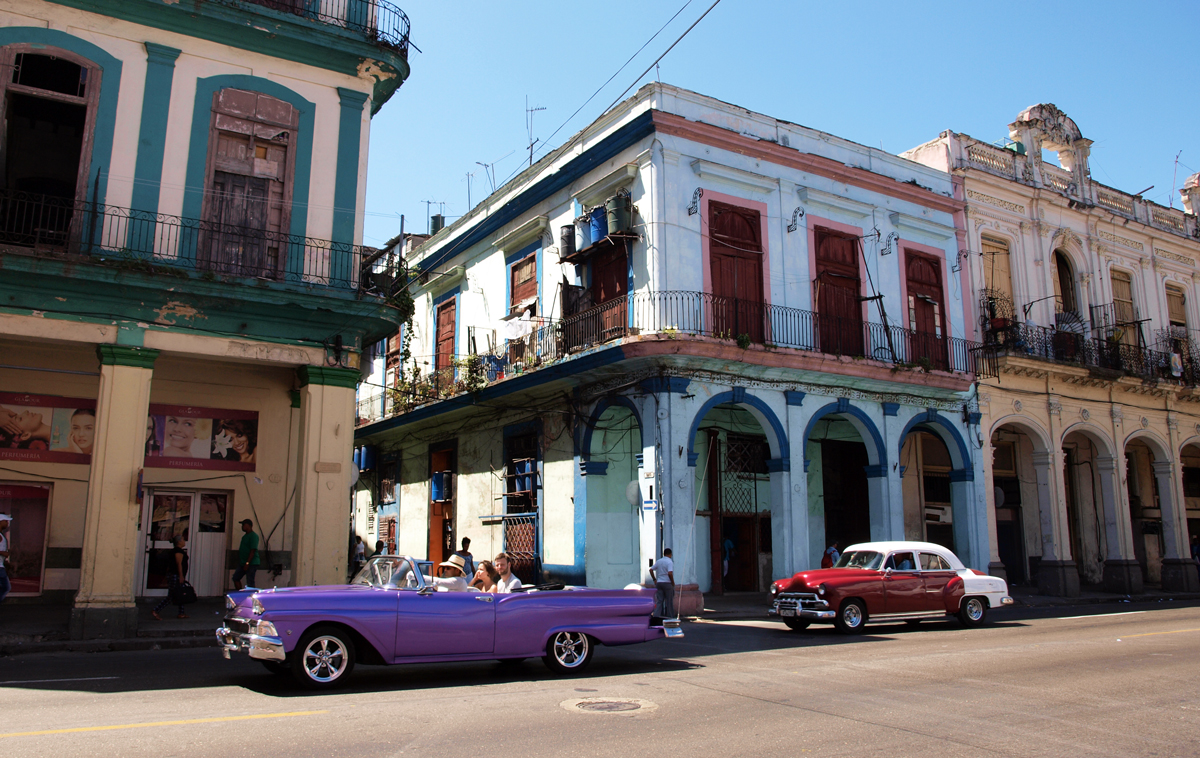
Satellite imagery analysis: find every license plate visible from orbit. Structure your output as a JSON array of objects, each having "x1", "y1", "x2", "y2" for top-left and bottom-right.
[{"x1": 780, "y1": 608, "x2": 795, "y2": 617}]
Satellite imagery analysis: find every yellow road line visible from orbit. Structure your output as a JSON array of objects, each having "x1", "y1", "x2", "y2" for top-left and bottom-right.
[
  {"x1": 1121, "y1": 628, "x2": 1200, "y2": 639},
  {"x1": 0, "y1": 710, "x2": 329, "y2": 739}
]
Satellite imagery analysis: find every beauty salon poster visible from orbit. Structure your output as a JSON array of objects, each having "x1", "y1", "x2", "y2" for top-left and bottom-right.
[
  {"x1": 0, "y1": 392, "x2": 95, "y2": 464},
  {"x1": 144, "y1": 404, "x2": 258, "y2": 472}
]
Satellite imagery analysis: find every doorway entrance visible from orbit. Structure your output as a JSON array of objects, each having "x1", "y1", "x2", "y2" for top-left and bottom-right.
[{"x1": 137, "y1": 490, "x2": 231, "y2": 597}]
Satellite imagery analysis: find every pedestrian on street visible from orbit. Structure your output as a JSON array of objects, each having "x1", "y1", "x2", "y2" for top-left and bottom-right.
[
  {"x1": 232, "y1": 519, "x2": 260, "y2": 590},
  {"x1": 1192, "y1": 534, "x2": 1200, "y2": 583},
  {"x1": 374, "y1": 539, "x2": 385, "y2": 556},
  {"x1": 152, "y1": 534, "x2": 189, "y2": 620},
  {"x1": 353, "y1": 536, "x2": 366, "y2": 573},
  {"x1": 0, "y1": 514, "x2": 11, "y2": 603},
  {"x1": 822, "y1": 541, "x2": 840, "y2": 569},
  {"x1": 453, "y1": 537, "x2": 475, "y2": 577},
  {"x1": 651, "y1": 548, "x2": 675, "y2": 618}
]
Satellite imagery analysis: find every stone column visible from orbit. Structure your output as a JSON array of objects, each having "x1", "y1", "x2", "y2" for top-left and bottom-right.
[
  {"x1": 290, "y1": 366, "x2": 358, "y2": 587},
  {"x1": 865, "y1": 466, "x2": 894, "y2": 541},
  {"x1": 1154, "y1": 459, "x2": 1200, "y2": 591},
  {"x1": 70, "y1": 345, "x2": 158, "y2": 640},
  {"x1": 1097, "y1": 454, "x2": 1142, "y2": 594},
  {"x1": 1031, "y1": 449, "x2": 1079, "y2": 597}
]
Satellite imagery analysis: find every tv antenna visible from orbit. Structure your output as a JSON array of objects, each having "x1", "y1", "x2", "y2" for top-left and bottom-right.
[
  {"x1": 422, "y1": 200, "x2": 445, "y2": 233},
  {"x1": 526, "y1": 96, "x2": 546, "y2": 167}
]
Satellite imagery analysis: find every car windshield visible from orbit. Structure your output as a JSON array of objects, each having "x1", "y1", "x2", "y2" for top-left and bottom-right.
[
  {"x1": 834, "y1": 550, "x2": 883, "y2": 570},
  {"x1": 351, "y1": 556, "x2": 420, "y2": 589}
]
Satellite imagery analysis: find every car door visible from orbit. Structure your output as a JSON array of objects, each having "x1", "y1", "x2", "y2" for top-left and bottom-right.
[
  {"x1": 394, "y1": 591, "x2": 496, "y2": 660},
  {"x1": 919, "y1": 552, "x2": 957, "y2": 611},
  {"x1": 881, "y1": 551, "x2": 925, "y2": 613}
]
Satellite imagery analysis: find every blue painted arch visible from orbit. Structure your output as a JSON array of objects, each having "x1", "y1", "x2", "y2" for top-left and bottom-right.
[
  {"x1": 802, "y1": 401, "x2": 888, "y2": 469},
  {"x1": 685, "y1": 390, "x2": 789, "y2": 468},
  {"x1": 0, "y1": 29, "x2": 122, "y2": 207},
  {"x1": 897, "y1": 409, "x2": 972, "y2": 475},
  {"x1": 581, "y1": 395, "x2": 642, "y2": 458}
]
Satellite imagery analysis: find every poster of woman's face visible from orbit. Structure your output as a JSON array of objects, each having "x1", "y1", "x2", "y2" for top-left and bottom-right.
[
  {"x1": 144, "y1": 405, "x2": 258, "y2": 471},
  {"x1": 0, "y1": 394, "x2": 94, "y2": 464}
]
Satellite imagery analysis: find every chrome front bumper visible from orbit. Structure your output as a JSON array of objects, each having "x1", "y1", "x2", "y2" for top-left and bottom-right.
[
  {"x1": 1000, "y1": 596, "x2": 1014, "y2": 606},
  {"x1": 216, "y1": 625, "x2": 286, "y2": 662},
  {"x1": 662, "y1": 618, "x2": 684, "y2": 639},
  {"x1": 769, "y1": 593, "x2": 836, "y2": 621}
]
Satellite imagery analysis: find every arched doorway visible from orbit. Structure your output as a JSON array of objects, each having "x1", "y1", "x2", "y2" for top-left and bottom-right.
[
  {"x1": 1180, "y1": 443, "x2": 1200, "y2": 559},
  {"x1": 1061, "y1": 428, "x2": 1113, "y2": 586},
  {"x1": 583, "y1": 400, "x2": 641, "y2": 589},
  {"x1": 693, "y1": 404, "x2": 773, "y2": 593},
  {"x1": 803, "y1": 402, "x2": 887, "y2": 571},
  {"x1": 1124, "y1": 437, "x2": 1166, "y2": 584},
  {"x1": 900, "y1": 431, "x2": 955, "y2": 549},
  {"x1": 988, "y1": 419, "x2": 1052, "y2": 588}
]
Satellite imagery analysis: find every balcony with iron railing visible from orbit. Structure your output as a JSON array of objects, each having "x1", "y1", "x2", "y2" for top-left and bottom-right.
[
  {"x1": 981, "y1": 320, "x2": 1197, "y2": 386},
  {"x1": 215, "y1": 0, "x2": 412, "y2": 54},
  {"x1": 376, "y1": 291, "x2": 989, "y2": 420},
  {"x1": 0, "y1": 189, "x2": 405, "y2": 299}
]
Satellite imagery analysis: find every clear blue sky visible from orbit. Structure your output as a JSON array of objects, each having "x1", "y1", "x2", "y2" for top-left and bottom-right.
[{"x1": 363, "y1": 0, "x2": 1199, "y2": 247}]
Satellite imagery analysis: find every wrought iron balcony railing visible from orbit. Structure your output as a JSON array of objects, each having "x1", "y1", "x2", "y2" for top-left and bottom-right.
[
  {"x1": 225, "y1": 0, "x2": 412, "y2": 54},
  {"x1": 0, "y1": 189, "x2": 404, "y2": 298},
  {"x1": 383, "y1": 290, "x2": 989, "y2": 418},
  {"x1": 983, "y1": 322, "x2": 1196, "y2": 385}
]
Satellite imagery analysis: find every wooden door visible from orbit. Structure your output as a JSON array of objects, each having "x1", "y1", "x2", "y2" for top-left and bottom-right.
[
  {"x1": 435, "y1": 299, "x2": 456, "y2": 388},
  {"x1": 709, "y1": 202, "x2": 764, "y2": 342},
  {"x1": 591, "y1": 245, "x2": 628, "y2": 342},
  {"x1": 815, "y1": 230, "x2": 863, "y2": 356},
  {"x1": 906, "y1": 253, "x2": 948, "y2": 370}
]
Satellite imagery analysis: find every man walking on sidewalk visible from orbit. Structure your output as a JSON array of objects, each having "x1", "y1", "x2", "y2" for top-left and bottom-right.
[
  {"x1": 232, "y1": 519, "x2": 260, "y2": 590},
  {"x1": 651, "y1": 548, "x2": 675, "y2": 618}
]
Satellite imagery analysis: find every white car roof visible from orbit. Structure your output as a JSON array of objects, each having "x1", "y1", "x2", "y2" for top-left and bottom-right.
[{"x1": 841, "y1": 541, "x2": 966, "y2": 570}]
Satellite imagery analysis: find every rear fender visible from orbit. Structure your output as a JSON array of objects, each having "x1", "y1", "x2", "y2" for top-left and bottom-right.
[{"x1": 542, "y1": 621, "x2": 649, "y2": 649}]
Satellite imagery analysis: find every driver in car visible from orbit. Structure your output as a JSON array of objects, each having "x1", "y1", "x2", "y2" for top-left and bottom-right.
[{"x1": 428, "y1": 554, "x2": 470, "y2": 592}]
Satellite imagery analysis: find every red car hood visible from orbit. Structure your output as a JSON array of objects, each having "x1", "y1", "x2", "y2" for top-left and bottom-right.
[{"x1": 778, "y1": 568, "x2": 879, "y2": 591}]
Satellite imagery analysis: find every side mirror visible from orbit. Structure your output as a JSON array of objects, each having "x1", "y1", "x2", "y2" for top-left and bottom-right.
[
  {"x1": 418, "y1": 585, "x2": 435, "y2": 595},
  {"x1": 884, "y1": 567, "x2": 893, "y2": 576}
]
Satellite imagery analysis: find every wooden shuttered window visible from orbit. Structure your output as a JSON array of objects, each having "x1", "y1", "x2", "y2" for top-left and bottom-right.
[
  {"x1": 510, "y1": 254, "x2": 537, "y2": 312},
  {"x1": 1110, "y1": 269, "x2": 1137, "y2": 347},
  {"x1": 1167, "y1": 286, "x2": 1187, "y2": 328},
  {"x1": 709, "y1": 201, "x2": 765, "y2": 342},
  {"x1": 814, "y1": 227, "x2": 863, "y2": 355},
  {"x1": 981, "y1": 235, "x2": 1012, "y2": 301}
]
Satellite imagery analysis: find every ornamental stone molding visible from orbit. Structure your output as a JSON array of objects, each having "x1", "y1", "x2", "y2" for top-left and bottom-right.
[
  {"x1": 1141, "y1": 417, "x2": 1150, "y2": 429},
  {"x1": 966, "y1": 189, "x2": 1025, "y2": 215},
  {"x1": 1048, "y1": 398, "x2": 1062, "y2": 415},
  {"x1": 1112, "y1": 407, "x2": 1124, "y2": 422},
  {"x1": 1013, "y1": 399, "x2": 1023, "y2": 413},
  {"x1": 1098, "y1": 229, "x2": 1144, "y2": 251},
  {"x1": 1154, "y1": 248, "x2": 1195, "y2": 266},
  {"x1": 1080, "y1": 408, "x2": 1091, "y2": 421},
  {"x1": 1167, "y1": 414, "x2": 1179, "y2": 430}
]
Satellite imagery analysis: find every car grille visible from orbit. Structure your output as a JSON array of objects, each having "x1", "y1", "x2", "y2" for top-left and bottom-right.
[
  {"x1": 225, "y1": 616, "x2": 251, "y2": 635},
  {"x1": 775, "y1": 592, "x2": 827, "y2": 612}
]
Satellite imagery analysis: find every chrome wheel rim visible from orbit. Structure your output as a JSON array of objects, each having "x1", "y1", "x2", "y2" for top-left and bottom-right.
[
  {"x1": 552, "y1": 632, "x2": 589, "y2": 668},
  {"x1": 302, "y1": 636, "x2": 348, "y2": 682},
  {"x1": 843, "y1": 604, "x2": 863, "y2": 628},
  {"x1": 965, "y1": 598, "x2": 984, "y2": 622}
]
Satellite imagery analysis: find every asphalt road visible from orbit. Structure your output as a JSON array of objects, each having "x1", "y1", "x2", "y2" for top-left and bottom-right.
[{"x1": 1, "y1": 601, "x2": 1198, "y2": 757}]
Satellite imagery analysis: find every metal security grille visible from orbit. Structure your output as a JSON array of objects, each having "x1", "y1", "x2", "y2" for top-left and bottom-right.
[
  {"x1": 721, "y1": 435, "x2": 769, "y2": 515},
  {"x1": 502, "y1": 514, "x2": 540, "y2": 585}
]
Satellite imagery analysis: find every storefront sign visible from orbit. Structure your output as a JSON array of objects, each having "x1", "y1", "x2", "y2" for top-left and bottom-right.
[
  {"x1": 144, "y1": 404, "x2": 259, "y2": 472},
  {"x1": 0, "y1": 393, "x2": 96, "y2": 464}
]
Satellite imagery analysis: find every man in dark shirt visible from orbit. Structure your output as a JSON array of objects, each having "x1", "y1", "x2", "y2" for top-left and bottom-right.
[{"x1": 232, "y1": 519, "x2": 260, "y2": 590}]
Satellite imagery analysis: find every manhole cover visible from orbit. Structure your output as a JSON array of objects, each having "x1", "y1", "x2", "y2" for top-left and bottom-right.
[
  {"x1": 578, "y1": 700, "x2": 641, "y2": 713},
  {"x1": 561, "y1": 697, "x2": 658, "y2": 716}
]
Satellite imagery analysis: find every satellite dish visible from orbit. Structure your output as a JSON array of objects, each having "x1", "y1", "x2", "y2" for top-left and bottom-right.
[
  {"x1": 626, "y1": 480, "x2": 641, "y2": 507},
  {"x1": 349, "y1": 461, "x2": 360, "y2": 491}
]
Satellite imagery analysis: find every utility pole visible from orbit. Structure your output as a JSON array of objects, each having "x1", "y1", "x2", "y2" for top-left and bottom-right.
[
  {"x1": 465, "y1": 170, "x2": 475, "y2": 210},
  {"x1": 526, "y1": 95, "x2": 546, "y2": 167}
]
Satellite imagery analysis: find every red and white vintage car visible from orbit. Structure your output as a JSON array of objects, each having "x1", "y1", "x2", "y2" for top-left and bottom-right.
[{"x1": 768, "y1": 541, "x2": 1013, "y2": 634}]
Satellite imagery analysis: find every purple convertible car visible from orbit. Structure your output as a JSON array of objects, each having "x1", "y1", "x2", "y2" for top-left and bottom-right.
[{"x1": 216, "y1": 555, "x2": 683, "y2": 688}]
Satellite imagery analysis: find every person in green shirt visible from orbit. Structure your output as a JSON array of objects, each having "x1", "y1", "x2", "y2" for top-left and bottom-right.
[{"x1": 232, "y1": 518, "x2": 260, "y2": 590}]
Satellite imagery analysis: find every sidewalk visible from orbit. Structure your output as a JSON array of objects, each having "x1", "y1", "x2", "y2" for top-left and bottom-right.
[
  {"x1": 0, "y1": 597, "x2": 224, "y2": 656},
  {"x1": 691, "y1": 585, "x2": 1200, "y2": 620}
]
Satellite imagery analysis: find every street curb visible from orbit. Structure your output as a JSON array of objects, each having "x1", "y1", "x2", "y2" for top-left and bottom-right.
[
  {"x1": 0, "y1": 635, "x2": 217, "y2": 657},
  {"x1": 689, "y1": 592, "x2": 1200, "y2": 622}
]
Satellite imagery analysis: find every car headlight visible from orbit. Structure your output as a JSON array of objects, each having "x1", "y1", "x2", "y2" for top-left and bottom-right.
[
  {"x1": 226, "y1": 595, "x2": 236, "y2": 611},
  {"x1": 252, "y1": 596, "x2": 265, "y2": 615},
  {"x1": 770, "y1": 584, "x2": 779, "y2": 596},
  {"x1": 817, "y1": 583, "x2": 827, "y2": 597},
  {"x1": 252, "y1": 619, "x2": 278, "y2": 637}
]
